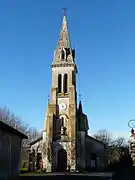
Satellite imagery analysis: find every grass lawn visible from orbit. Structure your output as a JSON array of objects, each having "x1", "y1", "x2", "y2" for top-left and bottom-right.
[{"x1": 20, "y1": 171, "x2": 45, "y2": 175}]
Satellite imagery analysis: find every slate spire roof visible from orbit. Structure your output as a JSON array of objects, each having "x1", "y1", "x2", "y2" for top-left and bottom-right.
[{"x1": 56, "y1": 13, "x2": 71, "y2": 50}]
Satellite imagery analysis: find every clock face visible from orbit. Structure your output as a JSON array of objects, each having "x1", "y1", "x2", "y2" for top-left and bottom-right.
[{"x1": 59, "y1": 103, "x2": 67, "y2": 111}]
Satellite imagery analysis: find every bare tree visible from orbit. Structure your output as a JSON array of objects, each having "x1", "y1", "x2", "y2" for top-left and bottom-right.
[
  {"x1": 110, "y1": 137, "x2": 129, "y2": 162},
  {"x1": 0, "y1": 106, "x2": 28, "y2": 131},
  {"x1": 94, "y1": 129, "x2": 112, "y2": 146},
  {"x1": 94, "y1": 129, "x2": 129, "y2": 164},
  {"x1": 0, "y1": 106, "x2": 41, "y2": 146},
  {"x1": 113, "y1": 137, "x2": 128, "y2": 148},
  {"x1": 42, "y1": 137, "x2": 53, "y2": 165}
]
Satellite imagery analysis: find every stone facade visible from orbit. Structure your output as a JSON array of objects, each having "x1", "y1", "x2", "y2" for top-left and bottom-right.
[
  {"x1": 0, "y1": 121, "x2": 27, "y2": 179},
  {"x1": 42, "y1": 14, "x2": 77, "y2": 172},
  {"x1": 29, "y1": 13, "x2": 107, "y2": 172}
]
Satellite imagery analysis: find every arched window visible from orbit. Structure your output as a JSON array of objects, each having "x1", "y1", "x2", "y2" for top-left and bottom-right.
[
  {"x1": 61, "y1": 117, "x2": 64, "y2": 127},
  {"x1": 63, "y1": 74, "x2": 68, "y2": 93},
  {"x1": 58, "y1": 74, "x2": 62, "y2": 93},
  {"x1": 72, "y1": 71, "x2": 76, "y2": 86},
  {"x1": 60, "y1": 117, "x2": 67, "y2": 135},
  {"x1": 61, "y1": 50, "x2": 65, "y2": 60}
]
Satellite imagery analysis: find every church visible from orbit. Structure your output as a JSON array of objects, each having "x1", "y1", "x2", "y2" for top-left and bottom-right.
[{"x1": 29, "y1": 13, "x2": 107, "y2": 172}]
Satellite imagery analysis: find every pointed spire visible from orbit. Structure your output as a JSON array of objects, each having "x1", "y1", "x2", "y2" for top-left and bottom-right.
[
  {"x1": 79, "y1": 101, "x2": 83, "y2": 114},
  {"x1": 52, "y1": 11, "x2": 75, "y2": 66},
  {"x1": 57, "y1": 12, "x2": 71, "y2": 49}
]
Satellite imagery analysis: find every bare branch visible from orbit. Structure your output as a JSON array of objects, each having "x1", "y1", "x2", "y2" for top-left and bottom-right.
[
  {"x1": 93, "y1": 129, "x2": 112, "y2": 146},
  {"x1": 94, "y1": 129, "x2": 129, "y2": 164},
  {"x1": 0, "y1": 107, "x2": 41, "y2": 147}
]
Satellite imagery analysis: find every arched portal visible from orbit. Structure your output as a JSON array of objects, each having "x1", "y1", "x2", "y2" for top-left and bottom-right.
[{"x1": 57, "y1": 149, "x2": 67, "y2": 172}]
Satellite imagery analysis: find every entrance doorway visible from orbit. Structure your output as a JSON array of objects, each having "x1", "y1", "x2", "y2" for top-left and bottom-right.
[
  {"x1": 90, "y1": 153, "x2": 97, "y2": 171},
  {"x1": 57, "y1": 149, "x2": 67, "y2": 172},
  {"x1": 36, "y1": 153, "x2": 42, "y2": 170}
]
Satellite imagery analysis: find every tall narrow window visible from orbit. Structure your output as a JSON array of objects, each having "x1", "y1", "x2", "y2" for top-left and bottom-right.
[
  {"x1": 63, "y1": 74, "x2": 68, "y2": 93},
  {"x1": 61, "y1": 117, "x2": 64, "y2": 127},
  {"x1": 72, "y1": 71, "x2": 76, "y2": 86},
  {"x1": 61, "y1": 50, "x2": 65, "y2": 60},
  {"x1": 58, "y1": 74, "x2": 62, "y2": 93}
]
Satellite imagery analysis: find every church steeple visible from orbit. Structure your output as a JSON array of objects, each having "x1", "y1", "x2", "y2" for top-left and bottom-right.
[
  {"x1": 57, "y1": 13, "x2": 71, "y2": 49},
  {"x1": 43, "y1": 11, "x2": 78, "y2": 171},
  {"x1": 52, "y1": 12, "x2": 75, "y2": 66}
]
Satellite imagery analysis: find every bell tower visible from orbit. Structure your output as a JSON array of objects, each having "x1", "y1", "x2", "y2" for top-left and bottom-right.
[{"x1": 43, "y1": 13, "x2": 78, "y2": 171}]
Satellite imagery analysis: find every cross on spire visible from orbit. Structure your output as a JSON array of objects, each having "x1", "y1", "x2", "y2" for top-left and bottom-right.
[
  {"x1": 55, "y1": 8, "x2": 71, "y2": 50},
  {"x1": 63, "y1": 8, "x2": 67, "y2": 16},
  {"x1": 79, "y1": 93, "x2": 82, "y2": 102}
]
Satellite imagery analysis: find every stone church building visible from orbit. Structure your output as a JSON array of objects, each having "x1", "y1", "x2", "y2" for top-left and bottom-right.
[{"x1": 29, "y1": 13, "x2": 107, "y2": 172}]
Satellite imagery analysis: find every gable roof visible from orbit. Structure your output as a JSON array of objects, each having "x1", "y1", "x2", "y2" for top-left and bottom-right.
[
  {"x1": 30, "y1": 136, "x2": 43, "y2": 146},
  {"x1": 86, "y1": 134, "x2": 106, "y2": 148},
  {"x1": 0, "y1": 120, "x2": 28, "y2": 139}
]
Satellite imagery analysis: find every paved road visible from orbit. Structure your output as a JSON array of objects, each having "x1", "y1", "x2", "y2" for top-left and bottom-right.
[{"x1": 19, "y1": 172, "x2": 113, "y2": 180}]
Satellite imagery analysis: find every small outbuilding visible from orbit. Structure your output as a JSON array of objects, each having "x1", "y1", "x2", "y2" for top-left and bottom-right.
[{"x1": 0, "y1": 120, "x2": 28, "y2": 179}]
